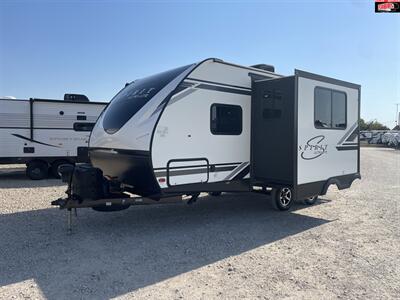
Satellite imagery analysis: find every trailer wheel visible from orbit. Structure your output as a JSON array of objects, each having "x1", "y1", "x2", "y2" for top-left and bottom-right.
[
  {"x1": 51, "y1": 160, "x2": 73, "y2": 178},
  {"x1": 273, "y1": 187, "x2": 294, "y2": 211},
  {"x1": 26, "y1": 160, "x2": 49, "y2": 180},
  {"x1": 208, "y1": 192, "x2": 222, "y2": 196},
  {"x1": 303, "y1": 195, "x2": 318, "y2": 205}
]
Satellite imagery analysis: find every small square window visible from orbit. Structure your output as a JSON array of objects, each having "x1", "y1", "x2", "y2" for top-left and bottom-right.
[{"x1": 210, "y1": 104, "x2": 242, "y2": 135}]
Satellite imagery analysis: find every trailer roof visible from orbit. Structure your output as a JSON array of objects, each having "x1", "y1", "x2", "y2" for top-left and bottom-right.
[{"x1": 0, "y1": 98, "x2": 108, "y2": 105}]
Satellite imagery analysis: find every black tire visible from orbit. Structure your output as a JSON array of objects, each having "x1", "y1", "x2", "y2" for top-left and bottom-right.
[
  {"x1": 273, "y1": 187, "x2": 294, "y2": 211},
  {"x1": 209, "y1": 192, "x2": 222, "y2": 196},
  {"x1": 51, "y1": 160, "x2": 73, "y2": 178},
  {"x1": 26, "y1": 160, "x2": 49, "y2": 180},
  {"x1": 303, "y1": 195, "x2": 318, "y2": 205}
]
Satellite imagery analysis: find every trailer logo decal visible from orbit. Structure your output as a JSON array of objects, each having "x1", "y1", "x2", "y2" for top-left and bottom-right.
[{"x1": 299, "y1": 135, "x2": 328, "y2": 160}]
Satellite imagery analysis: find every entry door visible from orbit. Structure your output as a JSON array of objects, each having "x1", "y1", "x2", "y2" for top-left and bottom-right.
[{"x1": 250, "y1": 76, "x2": 296, "y2": 186}]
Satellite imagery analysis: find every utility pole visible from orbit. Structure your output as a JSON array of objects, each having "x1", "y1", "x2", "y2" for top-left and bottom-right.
[{"x1": 396, "y1": 103, "x2": 400, "y2": 128}]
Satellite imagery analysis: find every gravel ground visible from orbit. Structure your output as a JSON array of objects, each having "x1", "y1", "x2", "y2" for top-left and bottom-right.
[{"x1": 0, "y1": 147, "x2": 399, "y2": 300}]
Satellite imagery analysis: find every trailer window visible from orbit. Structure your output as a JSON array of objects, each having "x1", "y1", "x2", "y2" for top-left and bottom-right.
[
  {"x1": 102, "y1": 64, "x2": 192, "y2": 134},
  {"x1": 74, "y1": 122, "x2": 95, "y2": 131},
  {"x1": 314, "y1": 87, "x2": 346, "y2": 129},
  {"x1": 210, "y1": 104, "x2": 242, "y2": 135},
  {"x1": 332, "y1": 92, "x2": 346, "y2": 128}
]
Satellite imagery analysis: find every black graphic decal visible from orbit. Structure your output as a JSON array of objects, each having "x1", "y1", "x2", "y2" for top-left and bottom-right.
[
  {"x1": 299, "y1": 135, "x2": 328, "y2": 160},
  {"x1": 12, "y1": 134, "x2": 60, "y2": 148}
]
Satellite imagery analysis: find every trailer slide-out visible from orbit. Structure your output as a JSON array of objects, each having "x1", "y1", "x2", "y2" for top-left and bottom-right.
[{"x1": 0, "y1": 94, "x2": 106, "y2": 179}]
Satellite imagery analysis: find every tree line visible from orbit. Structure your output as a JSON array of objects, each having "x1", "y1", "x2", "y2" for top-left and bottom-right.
[{"x1": 359, "y1": 118, "x2": 390, "y2": 131}]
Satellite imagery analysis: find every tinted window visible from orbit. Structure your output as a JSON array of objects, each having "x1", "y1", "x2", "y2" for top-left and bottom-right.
[
  {"x1": 103, "y1": 64, "x2": 191, "y2": 134},
  {"x1": 332, "y1": 91, "x2": 346, "y2": 128},
  {"x1": 74, "y1": 122, "x2": 95, "y2": 131},
  {"x1": 314, "y1": 87, "x2": 346, "y2": 129},
  {"x1": 315, "y1": 88, "x2": 331, "y2": 128},
  {"x1": 210, "y1": 104, "x2": 242, "y2": 135}
]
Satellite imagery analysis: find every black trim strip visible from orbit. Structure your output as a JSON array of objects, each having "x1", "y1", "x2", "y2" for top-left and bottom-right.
[
  {"x1": 196, "y1": 84, "x2": 252, "y2": 96},
  {"x1": 232, "y1": 165, "x2": 250, "y2": 180},
  {"x1": 224, "y1": 162, "x2": 249, "y2": 180},
  {"x1": 186, "y1": 78, "x2": 251, "y2": 90},
  {"x1": 336, "y1": 146, "x2": 358, "y2": 151},
  {"x1": 155, "y1": 164, "x2": 207, "y2": 171},
  {"x1": 0, "y1": 127, "x2": 84, "y2": 130},
  {"x1": 295, "y1": 69, "x2": 361, "y2": 90},
  {"x1": 89, "y1": 147, "x2": 150, "y2": 157},
  {"x1": 0, "y1": 98, "x2": 107, "y2": 105},
  {"x1": 168, "y1": 88, "x2": 197, "y2": 106},
  {"x1": 345, "y1": 126, "x2": 359, "y2": 142},
  {"x1": 337, "y1": 122, "x2": 358, "y2": 145},
  {"x1": 248, "y1": 72, "x2": 274, "y2": 81},
  {"x1": 162, "y1": 178, "x2": 251, "y2": 194},
  {"x1": 11, "y1": 133, "x2": 60, "y2": 148},
  {"x1": 32, "y1": 98, "x2": 107, "y2": 105},
  {"x1": 154, "y1": 162, "x2": 241, "y2": 171},
  {"x1": 0, "y1": 156, "x2": 77, "y2": 164},
  {"x1": 179, "y1": 82, "x2": 196, "y2": 88},
  {"x1": 156, "y1": 165, "x2": 236, "y2": 177}
]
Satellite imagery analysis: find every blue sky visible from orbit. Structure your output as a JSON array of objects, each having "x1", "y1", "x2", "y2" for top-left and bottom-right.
[{"x1": 0, "y1": 0, "x2": 399, "y2": 127}]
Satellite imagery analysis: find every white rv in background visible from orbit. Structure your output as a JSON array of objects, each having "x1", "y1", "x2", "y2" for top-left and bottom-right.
[
  {"x1": 54, "y1": 58, "x2": 361, "y2": 212},
  {"x1": 0, "y1": 94, "x2": 106, "y2": 179}
]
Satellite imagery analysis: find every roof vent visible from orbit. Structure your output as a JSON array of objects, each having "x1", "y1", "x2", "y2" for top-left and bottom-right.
[
  {"x1": 64, "y1": 94, "x2": 89, "y2": 102},
  {"x1": 250, "y1": 64, "x2": 275, "y2": 73}
]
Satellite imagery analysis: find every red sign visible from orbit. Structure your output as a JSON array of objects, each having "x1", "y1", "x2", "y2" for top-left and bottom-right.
[{"x1": 375, "y1": 0, "x2": 400, "y2": 12}]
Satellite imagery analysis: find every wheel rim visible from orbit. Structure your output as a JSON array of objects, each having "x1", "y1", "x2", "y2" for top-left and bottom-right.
[
  {"x1": 279, "y1": 188, "x2": 292, "y2": 206},
  {"x1": 32, "y1": 168, "x2": 41, "y2": 175}
]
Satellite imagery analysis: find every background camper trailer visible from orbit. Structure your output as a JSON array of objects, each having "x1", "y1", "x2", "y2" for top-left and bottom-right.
[
  {"x1": 53, "y1": 58, "x2": 360, "y2": 217},
  {"x1": 0, "y1": 94, "x2": 106, "y2": 179}
]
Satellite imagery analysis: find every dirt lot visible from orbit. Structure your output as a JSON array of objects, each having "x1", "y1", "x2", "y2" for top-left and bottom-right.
[{"x1": 0, "y1": 147, "x2": 399, "y2": 299}]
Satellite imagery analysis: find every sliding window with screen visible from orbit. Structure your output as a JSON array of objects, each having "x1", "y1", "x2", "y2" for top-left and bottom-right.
[{"x1": 314, "y1": 87, "x2": 347, "y2": 129}]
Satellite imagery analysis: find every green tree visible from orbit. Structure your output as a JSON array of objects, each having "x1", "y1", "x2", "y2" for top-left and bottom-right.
[
  {"x1": 359, "y1": 118, "x2": 389, "y2": 130},
  {"x1": 359, "y1": 118, "x2": 368, "y2": 130}
]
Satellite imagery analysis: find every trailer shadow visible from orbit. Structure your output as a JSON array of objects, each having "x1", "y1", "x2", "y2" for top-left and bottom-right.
[
  {"x1": 0, "y1": 193, "x2": 331, "y2": 299},
  {"x1": 0, "y1": 168, "x2": 65, "y2": 189}
]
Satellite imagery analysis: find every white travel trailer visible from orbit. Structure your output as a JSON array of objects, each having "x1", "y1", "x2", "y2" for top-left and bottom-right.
[
  {"x1": 0, "y1": 95, "x2": 106, "y2": 179},
  {"x1": 54, "y1": 58, "x2": 360, "y2": 213}
]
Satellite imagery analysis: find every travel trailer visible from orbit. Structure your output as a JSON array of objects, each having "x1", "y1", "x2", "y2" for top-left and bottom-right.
[
  {"x1": 53, "y1": 58, "x2": 361, "y2": 215},
  {"x1": 0, "y1": 95, "x2": 106, "y2": 179}
]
